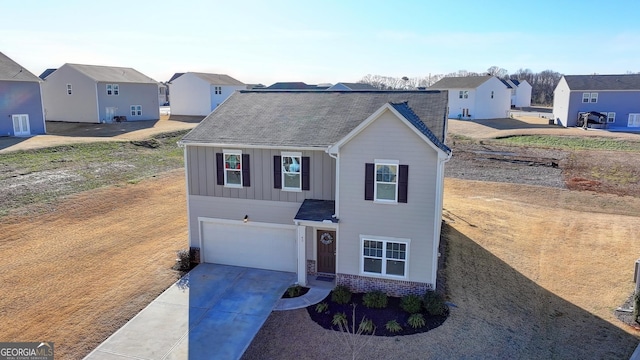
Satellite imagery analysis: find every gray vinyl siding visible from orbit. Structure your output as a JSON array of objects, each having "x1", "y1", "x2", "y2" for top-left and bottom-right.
[
  {"x1": 96, "y1": 82, "x2": 160, "y2": 121},
  {"x1": 337, "y1": 109, "x2": 440, "y2": 283},
  {"x1": 42, "y1": 65, "x2": 98, "y2": 123},
  {"x1": 0, "y1": 80, "x2": 46, "y2": 136},
  {"x1": 188, "y1": 195, "x2": 301, "y2": 248},
  {"x1": 186, "y1": 146, "x2": 335, "y2": 202}
]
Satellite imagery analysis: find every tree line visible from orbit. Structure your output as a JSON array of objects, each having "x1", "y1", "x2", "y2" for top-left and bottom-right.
[{"x1": 358, "y1": 67, "x2": 563, "y2": 106}]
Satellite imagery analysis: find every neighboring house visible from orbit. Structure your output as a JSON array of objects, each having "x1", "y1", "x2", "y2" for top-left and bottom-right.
[
  {"x1": 430, "y1": 75, "x2": 510, "y2": 119},
  {"x1": 41, "y1": 63, "x2": 160, "y2": 123},
  {"x1": 0, "y1": 52, "x2": 46, "y2": 137},
  {"x1": 553, "y1": 74, "x2": 640, "y2": 128},
  {"x1": 169, "y1": 72, "x2": 246, "y2": 116},
  {"x1": 39, "y1": 68, "x2": 57, "y2": 80},
  {"x1": 506, "y1": 79, "x2": 532, "y2": 107},
  {"x1": 326, "y1": 82, "x2": 378, "y2": 90},
  {"x1": 179, "y1": 90, "x2": 451, "y2": 296},
  {"x1": 158, "y1": 83, "x2": 168, "y2": 106}
]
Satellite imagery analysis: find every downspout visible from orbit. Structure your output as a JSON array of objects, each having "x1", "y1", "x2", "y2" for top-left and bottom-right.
[
  {"x1": 432, "y1": 149, "x2": 452, "y2": 290},
  {"x1": 326, "y1": 149, "x2": 339, "y2": 218}
]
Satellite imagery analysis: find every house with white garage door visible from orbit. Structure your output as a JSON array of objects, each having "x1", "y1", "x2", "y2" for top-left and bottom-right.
[{"x1": 179, "y1": 90, "x2": 451, "y2": 296}]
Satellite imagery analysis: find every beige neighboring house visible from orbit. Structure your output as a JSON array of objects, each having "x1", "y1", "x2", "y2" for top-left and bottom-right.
[
  {"x1": 179, "y1": 90, "x2": 451, "y2": 296},
  {"x1": 41, "y1": 63, "x2": 161, "y2": 123},
  {"x1": 169, "y1": 72, "x2": 246, "y2": 116}
]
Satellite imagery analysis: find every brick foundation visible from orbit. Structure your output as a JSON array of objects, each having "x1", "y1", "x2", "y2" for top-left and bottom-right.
[
  {"x1": 336, "y1": 273, "x2": 432, "y2": 297},
  {"x1": 306, "y1": 260, "x2": 317, "y2": 275}
]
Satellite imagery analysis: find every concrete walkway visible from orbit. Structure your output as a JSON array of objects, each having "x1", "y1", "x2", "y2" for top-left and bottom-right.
[
  {"x1": 84, "y1": 264, "x2": 295, "y2": 360},
  {"x1": 274, "y1": 276, "x2": 334, "y2": 311}
]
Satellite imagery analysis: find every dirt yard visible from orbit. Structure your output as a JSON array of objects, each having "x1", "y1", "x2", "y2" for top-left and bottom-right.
[{"x1": 0, "y1": 170, "x2": 187, "y2": 359}]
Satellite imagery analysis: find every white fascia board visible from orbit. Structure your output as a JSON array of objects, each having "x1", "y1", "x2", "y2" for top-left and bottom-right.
[{"x1": 178, "y1": 141, "x2": 325, "y2": 151}]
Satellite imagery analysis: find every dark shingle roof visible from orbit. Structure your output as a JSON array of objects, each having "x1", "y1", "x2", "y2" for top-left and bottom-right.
[
  {"x1": 390, "y1": 102, "x2": 451, "y2": 154},
  {"x1": 266, "y1": 82, "x2": 314, "y2": 89},
  {"x1": 294, "y1": 200, "x2": 337, "y2": 222},
  {"x1": 430, "y1": 75, "x2": 494, "y2": 89},
  {"x1": 331, "y1": 82, "x2": 378, "y2": 90},
  {"x1": 499, "y1": 79, "x2": 513, "y2": 89},
  {"x1": 510, "y1": 79, "x2": 520, "y2": 86},
  {"x1": 564, "y1": 74, "x2": 640, "y2": 91},
  {"x1": 0, "y1": 52, "x2": 41, "y2": 82},
  {"x1": 168, "y1": 73, "x2": 185, "y2": 83},
  {"x1": 181, "y1": 90, "x2": 448, "y2": 149},
  {"x1": 39, "y1": 68, "x2": 57, "y2": 80},
  {"x1": 66, "y1": 64, "x2": 158, "y2": 83},
  {"x1": 190, "y1": 72, "x2": 244, "y2": 85}
]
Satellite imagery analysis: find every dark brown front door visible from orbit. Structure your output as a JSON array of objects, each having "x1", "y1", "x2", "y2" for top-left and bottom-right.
[{"x1": 317, "y1": 230, "x2": 336, "y2": 274}]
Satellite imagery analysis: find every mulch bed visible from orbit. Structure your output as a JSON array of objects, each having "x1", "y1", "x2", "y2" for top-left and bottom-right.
[
  {"x1": 282, "y1": 286, "x2": 310, "y2": 299},
  {"x1": 306, "y1": 292, "x2": 448, "y2": 336}
]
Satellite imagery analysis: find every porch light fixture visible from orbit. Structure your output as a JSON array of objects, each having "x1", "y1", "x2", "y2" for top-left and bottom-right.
[{"x1": 243, "y1": 215, "x2": 248, "y2": 223}]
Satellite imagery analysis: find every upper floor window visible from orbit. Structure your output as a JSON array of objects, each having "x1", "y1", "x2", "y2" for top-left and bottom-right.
[
  {"x1": 282, "y1": 152, "x2": 302, "y2": 191},
  {"x1": 273, "y1": 154, "x2": 309, "y2": 191},
  {"x1": 214, "y1": 86, "x2": 222, "y2": 94},
  {"x1": 130, "y1": 105, "x2": 142, "y2": 116},
  {"x1": 106, "y1": 84, "x2": 119, "y2": 96},
  {"x1": 459, "y1": 90, "x2": 468, "y2": 99},
  {"x1": 67, "y1": 84, "x2": 72, "y2": 95},
  {"x1": 375, "y1": 161, "x2": 398, "y2": 202},
  {"x1": 582, "y1": 92, "x2": 598, "y2": 103},
  {"x1": 223, "y1": 150, "x2": 242, "y2": 187}
]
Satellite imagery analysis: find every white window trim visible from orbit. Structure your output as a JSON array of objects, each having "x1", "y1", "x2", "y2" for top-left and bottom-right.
[
  {"x1": 130, "y1": 105, "x2": 142, "y2": 116},
  {"x1": 582, "y1": 93, "x2": 590, "y2": 103},
  {"x1": 359, "y1": 235, "x2": 410, "y2": 279},
  {"x1": 113, "y1": 84, "x2": 119, "y2": 96},
  {"x1": 106, "y1": 84, "x2": 113, "y2": 95},
  {"x1": 223, "y1": 149, "x2": 243, "y2": 188},
  {"x1": 374, "y1": 159, "x2": 399, "y2": 203},
  {"x1": 281, "y1": 151, "x2": 302, "y2": 192},
  {"x1": 590, "y1": 92, "x2": 598, "y2": 103},
  {"x1": 606, "y1": 112, "x2": 615, "y2": 123}
]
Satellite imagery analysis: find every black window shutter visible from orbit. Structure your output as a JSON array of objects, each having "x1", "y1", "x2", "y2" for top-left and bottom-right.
[
  {"x1": 273, "y1": 155, "x2": 282, "y2": 189},
  {"x1": 242, "y1": 154, "x2": 250, "y2": 187},
  {"x1": 398, "y1": 165, "x2": 409, "y2": 203},
  {"x1": 216, "y1": 153, "x2": 224, "y2": 185},
  {"x1": 364, "y1": 163, "x2": 374, "y2": 200},
  {"x1": 302, "y1": 156, "x2": 310, "y2": 190}
]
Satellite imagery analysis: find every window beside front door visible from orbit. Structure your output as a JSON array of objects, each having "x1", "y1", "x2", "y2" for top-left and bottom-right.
[
  {"x1": 12, "y1": 114, "x2": 30, "y2": 136},
  {"x1": 361, "y1": 236, "x2": 409, "y2": 278}
]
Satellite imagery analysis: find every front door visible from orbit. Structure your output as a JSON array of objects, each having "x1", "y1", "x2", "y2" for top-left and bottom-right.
[
  {"x1": 317, "y1": 230, "x2": 336, "y2": 274},
  {"x1": 12, "y1": 114, "x2": 30, "y2": 136},
  {"x1": 105, "y1": 107, "x2": 116, "y2": 123}
]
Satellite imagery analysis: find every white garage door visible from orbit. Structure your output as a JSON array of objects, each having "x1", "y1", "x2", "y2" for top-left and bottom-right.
[{"x1": 200, "y1": 220, "x2": 297, "y2": 272}]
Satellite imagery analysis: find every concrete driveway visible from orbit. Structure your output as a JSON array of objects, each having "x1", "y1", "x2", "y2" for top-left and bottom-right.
[{"x1": 84, "y1": 264, "x2": 296, "y2": 360}]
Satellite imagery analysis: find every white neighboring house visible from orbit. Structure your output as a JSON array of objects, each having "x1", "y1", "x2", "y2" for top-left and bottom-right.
[
  {"x1": 505, "y1": 79, "x2": 532, "y2": 107},
  {"x1": 169, "y1": 72, "x2": 246, "y2": 116},
  {"x1": 429, "y1": 75, "x2": 510, "y2": 120}
]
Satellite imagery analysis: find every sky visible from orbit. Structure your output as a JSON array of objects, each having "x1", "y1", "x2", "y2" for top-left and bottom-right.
[{"x1": 2, "y1": 0, "x2": 639, "y2": 85}]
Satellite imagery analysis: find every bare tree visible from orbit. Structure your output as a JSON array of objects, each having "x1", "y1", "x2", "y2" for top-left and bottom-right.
[
  {"x1": 332, "y1": 304, "x2": 376, "y2": 360},
  {"x1": 487, "y1": 66, "x2": 509, "y2": 78}
]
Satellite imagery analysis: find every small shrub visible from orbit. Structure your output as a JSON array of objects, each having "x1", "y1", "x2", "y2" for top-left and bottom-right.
[
  {"x1": 287, "y1": 285, "x2": 302, "y2": 298},
  {"x1": 423, "y1": 290, "x2": 446, "y2": 316},
  {"x1": 385, "y1": 319, "x2": 402, "y2": 333},
  {"x1": 315, "y1": 302, "x2": 328, "y2": 313},
  {"x1": 400, "y1": 294, "x2": 422, "y2": 314},
  {"x1": 362, "y1": 290, "x2": 388, "y2": 309},
  {"x1": 173, "y1": 249, "x2": 190, "y2": 271},
  {"x1": 407, "y1": 313, "x2": 426, "y2": 329},
  {"x1": 332, "y1": 312, "x2": 347, "y2": 327},
  {"x1": 358, "y1": 318, "x2": 375, "y2": 334},
  {"x1": 331, "y1": 285, "x2": 352, "y2": 305},
  {"x1": 634, "y1": 293, "x2": 640, "y2": 324}
]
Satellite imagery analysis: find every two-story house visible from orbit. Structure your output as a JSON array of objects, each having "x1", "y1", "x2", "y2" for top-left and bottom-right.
[
  {"x1": 553, "y1": 74, "x2": 640, "y2": 128},
  {"x1": 168, "y1": 72, "x2": 246, "y2": 116},
  {"x1": 0, "y1": 52, "x2": 46, "y2": 137},
  {"x1": 41, "y1": 63, "x2": 161, "y2": 123},
  {"x1": 430, "y1": 75, "x2": 510, "y2": 119},
  {"x1": 179, "y1": 90, "x2": 451, "y2": 296}
]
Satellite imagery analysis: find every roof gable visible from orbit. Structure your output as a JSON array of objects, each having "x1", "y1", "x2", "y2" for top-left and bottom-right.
[
  {"x1": 181, "y1": 91, "x2": 448, "y2": 149},
  {"x1": 64, "y1": 63, "x2": 158, "y2": 84},
  {"x1": 430, "y1": 75, "x2": 494, "y2": 89},
  {"x1": 327, "y1": 82, "x2": 378, "y2": 90},
  {"x1": 0, "y1": 52, "x2": 41, "y2": 82},
  {"x1": 564, "y1": 74, "x2": 640, "y2": 91}
]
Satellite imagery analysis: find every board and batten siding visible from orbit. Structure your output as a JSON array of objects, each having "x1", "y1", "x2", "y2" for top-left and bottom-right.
[
  {"x1": 186, "y1": 146, "x2": 335, "y2": 202},
  {"x1": 337, "y1": 109, "x2": 440, "y2": 284}
]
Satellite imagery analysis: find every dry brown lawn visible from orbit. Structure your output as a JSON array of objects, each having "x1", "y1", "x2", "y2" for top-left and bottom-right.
[{"x1": 0, "y1": 170, "x2": 187, "y2": 359}]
